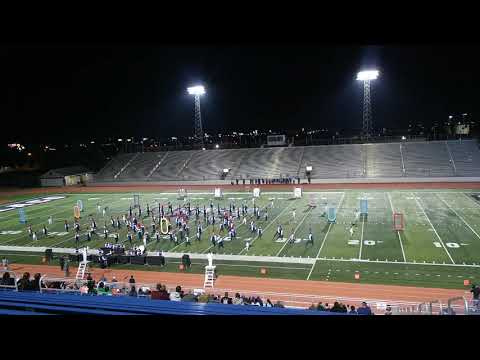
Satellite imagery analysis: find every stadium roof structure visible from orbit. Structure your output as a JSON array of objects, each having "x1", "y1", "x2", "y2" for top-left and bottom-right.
[{"x1": 40, "y1": 166, "x2": 92, "y2": 179}]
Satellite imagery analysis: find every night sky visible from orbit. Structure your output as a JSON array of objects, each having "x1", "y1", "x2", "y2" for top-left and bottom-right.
[{"x1": 1, "y1": 44, "x2": 479, "y2": 144}]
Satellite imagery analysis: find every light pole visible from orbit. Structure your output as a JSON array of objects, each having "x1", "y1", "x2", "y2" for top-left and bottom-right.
[
  {"x1": 356, "y1": 70, "x2": 379, "y2": 140},
  {"x1": 187, "y1": 85, "x2": 206, "y2": 147}
]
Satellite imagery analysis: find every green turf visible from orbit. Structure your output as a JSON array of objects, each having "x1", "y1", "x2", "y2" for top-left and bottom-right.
[{"x1": 1, "y1": 189, "x2": 480, "y2": 289}]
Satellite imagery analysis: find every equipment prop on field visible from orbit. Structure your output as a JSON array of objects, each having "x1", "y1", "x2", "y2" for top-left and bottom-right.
[
  {"x1": 253, "y1": 188, "x2": 260, "y2": 198},
  {"x1": 293, "y1": 187, "x2": 302, "y2": 199},
  {"x1": 133, "y1": 195, "x2": 140, "y2": 208},
  {"x1": 73, "y1": 205, "x2": 81, "y2": 219},
  {"x1": 177, "y1": 189, "x2": 187, "y2": 200},
  {"x1": 77, "y1": 199, "x2": 83, "y2": 212},
  {"x1": 308, "y1": 194, "x2": 317, "y2": 208},
  {"x1": 214, "y1": 188, "x2": 223, "y2": 198},
  {"x1": 393, "y1": 213, "x2": 404, "y2": 231},
  {"x1": 160, "y1": 217, "x2": 170, "y2": 235},
  {"x1": 360, "y1": 198, "x2": 368, "y2": 215},
  {"x1": 327, "y1": 206, "x2": 337, "y2": 223},
  {"x1": 18, "y1": 208, "x2": 27, "y2": 224}
]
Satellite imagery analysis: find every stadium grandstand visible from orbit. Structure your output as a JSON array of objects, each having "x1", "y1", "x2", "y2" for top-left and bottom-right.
[{"x1": 92, "y1": 139, "x2": 480, "y2": 183}]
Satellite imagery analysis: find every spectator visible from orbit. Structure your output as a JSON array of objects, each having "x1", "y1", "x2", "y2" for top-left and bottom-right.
[
  {"x1": 17, "y1": 272, "x2": 31, "y2": 291},
  {"x1": 232, "y1": 293, "x2": 243, "y2": 305},
  {"x1": 197, "y1": 292, "x2": 210, "y2": 303},
  {"x1": 357, "y1": 301, "x2": 373, "y2": 315},
  {"x1": 221, "y1": 292, "x2": 232, "y2": 304},
  {"x1": 265, "y1": 299, "x2": 273, "y2": 307},
  {"x1": 157, "y1": 285, "x2": 170, "y2": 300},
  {"x1": 1, "y1": 272, "x2": 12, "y2": 286},
  {"x1": 129, "y1": 275, "x2": 135, "y2": 285},
  {"x1": 349, "y1": 305, "x2": 358, "y2": 315},
  {"x1": 128, "y1": 285, "x2": 137, "y2": 297},
  {"x1": 30, "y1": 273, "x2": 41, "y2": 291},
  {"x1": 308, "y1": 303, "x2": 317, "y2": 310},
  {"x1": 169, "y1": 286, "x2": 182, "y2": 301},
  {"x1": 59, "y1": 256, "x2": 65, "y2": 271},
  {"x1": 471, "y1": 284, "x2": 480, "y2": 307},
  {"x1": 274, "y1": 301, "x2": 285, "y2": 308},
  {"x1": 317, "y1": 302, "x2": 326, "y2": 311},
  {"x1": 97, "y1": 282, "x2": 107, "y2": 295},
  {"x1": 384, "y1": 306, "x2": 393, "y2": 315},
  {"x1": 111, "y1": 276, "x2": 118, "y2": 283},
  {"x1": 182, "y1": 291, "x2": 197, "y2": 302}
]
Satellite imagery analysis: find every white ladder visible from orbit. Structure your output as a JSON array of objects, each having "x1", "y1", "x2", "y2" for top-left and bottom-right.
[
  {"x1": 204, "y1": 266, "x2": 216, "y2": 288},
  {"x1": 75, "y1": 261, "x2": 89, "y2": 280}
]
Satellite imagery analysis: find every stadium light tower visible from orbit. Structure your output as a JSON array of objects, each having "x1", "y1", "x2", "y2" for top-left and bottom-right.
[
  {"x1": 356, "y1": 70, "x2": 379, "y2": 140},
  {"x1": 187, "y1": 85, "x2": 206, "y2": 146}
]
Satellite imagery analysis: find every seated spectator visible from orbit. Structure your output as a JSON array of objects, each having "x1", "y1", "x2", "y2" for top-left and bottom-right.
[
  {"x1": 384, "y1": 306, "x2": 392, "y2": 315},
  {"x1": 97, "y1": 282, "x2": 107, "y2": 295},
  {"x1": 1, "y1": 272, "x2": 11, "y2": 286},
  {"x1": 30, "y1": 273, "x2": 41, "y2": 291},
  {"x1": 181, "y1": 291, "x2": 197, "y2": 302},
  {"x1": 17, "y1": 272, "x2": 31, "y2": 291},
  {"x1": 265, "y1": 299, "x2": 273, "y2": 307},
  {"x1": 349, "y1": 305, "x2": 358, "y2": 314},
  {"x1": 274, "y1": 301, "x2": 284, "y2": 308},
  {"x1": 221, "y1": 292, "x2": 232, "y2": 304},
  {"x1": 357, "y1": 301, "x2": 373, "y2": 315},
  {"x1": 308, "y1": 303, "x2": 317, "y2": 310},
  {"x1": 169, "y1": 286, "x2": 182, "y2": 301},
  {"x1": 128, "y1": 286, "x2": 137, "y2": 297},
  {"x1": 232, "y1": 293, "x2": 243, "y2": 305},
  {"x1": 197, "y1": 292, "x2": 210, "y2": 303},
  {"x1": 317, "y1": 302, "x2": 326, "y2": 311}
]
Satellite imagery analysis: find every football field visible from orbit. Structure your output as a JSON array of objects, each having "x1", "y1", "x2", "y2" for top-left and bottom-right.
[{"x1": 2, "y1": 189, "x2": 480, "y2": 289}]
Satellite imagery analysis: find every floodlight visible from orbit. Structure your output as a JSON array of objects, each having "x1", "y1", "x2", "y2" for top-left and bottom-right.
[
  {"x1": 356, "y1": 70, "x2": 379, "y2": 81},
  {"x1": 306, "y1": 166, "x2": 313, "y2": 172},
  {"x1": 187, "y1": 85, "x2": 205, "y2": 96},
  {"x1": 223, "y1": 169, "x2": 229, "y2": 173}
]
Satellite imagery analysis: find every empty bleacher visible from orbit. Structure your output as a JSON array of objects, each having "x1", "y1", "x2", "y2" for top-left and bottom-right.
[
  {"x1": 95, "y1": 153, "x2": 137, "y2": 181},
  {"x1": 93, "y1": 140, "x2": 480, "y2": 182},
  {"x1": 446, "y1": 140, "x2": 480, "y2": 177},
  {"x1": 300, "y1": 144, "x2": 364, "y2": 178},
  {"x1": 365, "y1": 143, "x2": 403, "y2": 178},
  {"x1": 403, "y1": 141, "x2": 455, "y2": 177}
]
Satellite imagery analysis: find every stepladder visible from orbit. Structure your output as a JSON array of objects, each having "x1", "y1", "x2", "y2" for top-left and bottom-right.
[
  {"x1": 204, "y1": 266, "x2": 216, "y2": 288},
  {"x1": 76, "y1": 261, "x2": 90, "y2": 280}
]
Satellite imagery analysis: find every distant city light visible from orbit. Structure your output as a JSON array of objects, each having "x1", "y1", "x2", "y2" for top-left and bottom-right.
[
  {"x1": 127, "y1": 139, "x2": 131, "y2": 142},
  {"x1": 143, "y1": 137, "x2": 148, "y2": 141},
  {"x1": 463, "y1": 113, "x2": 468, "y2": 116},
  {"x1": 449, "y1": 115, "x2": 453, "y2": 119},
  {"x1": 356, "y1": 70, "x2": 379, "y2": 81},
  {"x1": 90, "y1": 141, "x2": 95, "y2": 144},
  {"x1": 215, "y1": 144, "x2": 219, "y2": 149},
  {"x1": 27, "y1": 153, "x2": 32, "y2": 156},
  {"x1": 402, "y1": 136, "x2": 406, "y2": 140},
  {"x1": 118, "y1": 138, "x2": 123, "y2": 142},
  {"x1": 187, "y1": 85, "x2": 205, "y2": 96},
  {"x1": 202, "y1": 147, "x2": 206, "y2": 151}
]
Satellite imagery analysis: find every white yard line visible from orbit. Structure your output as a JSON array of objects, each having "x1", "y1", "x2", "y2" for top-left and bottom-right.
[
  {"x1": 275, "y1": 207, "x2": 312, "y2": 257},
  {"x1": 306, "y1": 193, "x2": 346, "y2": 280},
  {"x1": 412, "y1": 192, "x2": 455, "y2": 264},
  {"x1": 237, "y1": 201, "x2": 295, "y2": 255},
  {"x1": 387, "y1": 192, "x2": 407, "y2": 262},
  {"x1": 437, "y1": 195, "x2": 480, "y2": 242}
]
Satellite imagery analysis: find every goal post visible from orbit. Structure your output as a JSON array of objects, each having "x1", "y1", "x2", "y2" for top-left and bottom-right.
[{"x1": 393, "y1": 212, "x2": 404, "y2": 231}]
